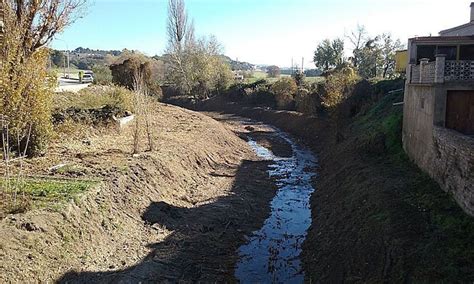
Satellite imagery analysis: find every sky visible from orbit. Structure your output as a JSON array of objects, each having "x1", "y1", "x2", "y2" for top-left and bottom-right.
[{"x1": 52, "y1": 0, "x2": 471, "y2": 67}]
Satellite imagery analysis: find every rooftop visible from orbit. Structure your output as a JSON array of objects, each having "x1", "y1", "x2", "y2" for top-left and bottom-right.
[{"x1": 410, "y1": 36, "x2": 474, "y2": 43}]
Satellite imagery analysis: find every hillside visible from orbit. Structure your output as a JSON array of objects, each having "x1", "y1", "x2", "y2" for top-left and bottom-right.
[{"x1": 220, "y1": 55, "x2": 255, "y2": 71}]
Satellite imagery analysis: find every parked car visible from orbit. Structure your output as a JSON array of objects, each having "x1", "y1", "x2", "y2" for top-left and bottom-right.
[{"x1": 82, "y1": 74, "x2": 94, "y2": 84}]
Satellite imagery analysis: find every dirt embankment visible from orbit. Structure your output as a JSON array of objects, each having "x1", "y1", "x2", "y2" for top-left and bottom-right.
[
  {"x1": 180, "y1": 95, "x2": 474, "y2": 283},
  {"x1": 0, "y1": 103, "x2": 278, "y2": 283}
]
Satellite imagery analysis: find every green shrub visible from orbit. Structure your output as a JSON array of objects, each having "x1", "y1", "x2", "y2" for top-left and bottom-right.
[
  {"x1": 295, "y1": 88, "x2": 321, "y2": 115},
  {"x1": 245, "y1": 84, "x2": 275, "y2": 106},
  {"x1": 292, "y1": 70, "x2": 306, "y2": 87},
  {"x1": 271, "y1": 77, "x2": 298, "y2": 110},
  {"x1": 92, "y1": 65, "x2": 113, "y2": 85},
  {"x1": 322, "y1": 66, "x2": 359, "y2": 109}
]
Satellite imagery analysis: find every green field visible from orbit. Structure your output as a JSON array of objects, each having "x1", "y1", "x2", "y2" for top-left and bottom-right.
[{"x1": 245, "y1": 71, "x2": 323, "y2": 84}]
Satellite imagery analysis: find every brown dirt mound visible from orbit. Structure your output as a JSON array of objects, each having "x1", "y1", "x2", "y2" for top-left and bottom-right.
[{"x1": 0, "y1": 102, "x2": 277, "y2": 282}]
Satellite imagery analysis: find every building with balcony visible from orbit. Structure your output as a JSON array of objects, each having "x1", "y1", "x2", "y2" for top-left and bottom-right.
[{"x1": 403, "y1": 3, "x2": 474, "y2": 216}]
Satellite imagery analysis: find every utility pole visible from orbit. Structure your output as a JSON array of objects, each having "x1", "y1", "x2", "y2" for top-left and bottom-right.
[
  {"x1": 291, "y1": 57, "x2": 294, "y2": 75},
  {"x1": 302, "y1": 57, "x2": 304, "y2": 73},
  {"x1": 57, "y1": 38, "x2": 69, "y2": 78},
  {"x1": 67, "y1": 49, "x2": 70, "y2": 73}
]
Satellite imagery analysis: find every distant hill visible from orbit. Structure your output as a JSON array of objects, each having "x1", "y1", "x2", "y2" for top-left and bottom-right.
[
  {"x1": 52, "y1": 47, "x2": 256, "y2": 72},
  {"x1": 72, "y1": 47, "x2": 122, "y2": 57},
  {"x1": 220, "y1": 56, "x2": 255, "y2": 71}
]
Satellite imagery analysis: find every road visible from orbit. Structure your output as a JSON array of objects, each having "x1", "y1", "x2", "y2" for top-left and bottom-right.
[{"x1": 55, "y1": 77, "x2": 90, "y2": 93}]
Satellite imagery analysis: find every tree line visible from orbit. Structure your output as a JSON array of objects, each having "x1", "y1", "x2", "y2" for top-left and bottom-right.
[{"x1": 313, "y1": 25, "x2": 404, "y2": 79}]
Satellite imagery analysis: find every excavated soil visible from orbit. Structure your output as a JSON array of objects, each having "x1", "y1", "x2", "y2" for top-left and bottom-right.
[{"x1": 0, "y1": 103, "x2": 291, "y2": 283}]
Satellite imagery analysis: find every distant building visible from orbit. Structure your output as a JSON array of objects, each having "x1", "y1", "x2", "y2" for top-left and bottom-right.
[
  {"x1": 402, "y1": 3, "x2": 474, "y2": 216},
  {"x1": 439, "y1": 3, "x2": 474, "y2": 36},
  {"x1": 395, "y1": 50, "x2": 408, "y2": 73},
  {"x1": 233, "y1": 71, "x2": 244, "y2": 82}
]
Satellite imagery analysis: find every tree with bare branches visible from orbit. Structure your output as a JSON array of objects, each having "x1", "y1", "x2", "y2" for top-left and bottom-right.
[
  {"x1": 131, "y1": 69, "x2": 154, "y2": 155},
  {"x1": 167, "y1": 0, "x2": 188, "y2": 51},
  {"x1": 165, "y1": 0, "x2": 194, "y2": 95},
  {"x1": 164, "y1": 0, "x2": 232, "y2": 98},
  {"x1": 2, "y1": 0, "x2": 86, "y2": 57},
  {"x1": 346, "y1": 24, "x2": 368, "y2": 68}
]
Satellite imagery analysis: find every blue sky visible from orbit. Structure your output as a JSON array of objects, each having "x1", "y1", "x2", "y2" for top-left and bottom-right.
[{"x1": 52, "y1": 0, "x2": 470, "y2": 66}]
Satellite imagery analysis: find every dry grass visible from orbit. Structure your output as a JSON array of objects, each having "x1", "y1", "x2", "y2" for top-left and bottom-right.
[{"x1": 54, "y1": 85, "x2": 134, "y2": 112}]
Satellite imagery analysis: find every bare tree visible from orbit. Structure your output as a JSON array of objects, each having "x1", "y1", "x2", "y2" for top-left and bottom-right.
[
  {"x1": 165, "y1": 0, "x2": 194, "y2": 95},
  {"x1": 164, "y1": 0, "x2": 232, "y2": 98},
  {"x1": 346, "y1": 24, "x2": 368, "y2": 68},
  {"x1": 380, "y1": 33, "x2": 404, "y2": 78},
  {"x1": 2, "y1": 0, "x2": 86, "y2": 57},
  {"x1": 167, "y1": 0, "x2": 187, "y2": 51},
  {"x1": 132, "y1": 69, "x2": 154, "y2": 155}
]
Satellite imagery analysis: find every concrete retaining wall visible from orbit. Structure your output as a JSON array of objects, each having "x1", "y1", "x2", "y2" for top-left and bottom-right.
[
  {"x1": 431, "y1": 127, "x2": 474, "y2": 215},
  {"x1": 403, "y1": 84, "x2": 474, "y2": 216}
]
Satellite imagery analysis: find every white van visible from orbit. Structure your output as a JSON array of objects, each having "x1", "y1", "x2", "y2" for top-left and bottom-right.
[{"x1": 82, "y1": 74, "x2": 94, "y2": 84}]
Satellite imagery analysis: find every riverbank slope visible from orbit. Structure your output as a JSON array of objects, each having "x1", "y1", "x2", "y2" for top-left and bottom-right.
[{"x1": 0, "y1": 102, "x2": 277, "y2": 282}]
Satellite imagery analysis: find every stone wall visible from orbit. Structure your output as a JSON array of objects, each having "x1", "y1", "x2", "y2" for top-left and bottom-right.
[
  {"x1": 403, "y1": 83, "x2": 474, "y2": 216},
  {"x1": 431, "y1": 127, "x2": 474, "y2": 216}
]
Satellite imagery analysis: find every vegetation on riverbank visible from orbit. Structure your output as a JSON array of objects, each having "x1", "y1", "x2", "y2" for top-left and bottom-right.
[
  {"x1": 303, "y1": 81, "x2": 474, "y2": 282},
  {"x1": 0, "y1": 178, "x2": 96, "y2": 216},
  {"x1": 177, "y1": 76, "x2": 474, "y2": 282}
]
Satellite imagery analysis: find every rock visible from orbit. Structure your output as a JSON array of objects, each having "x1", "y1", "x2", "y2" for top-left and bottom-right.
[
  {"x1": 21, "y1": 222, "x2": 44, "y2": 232},
  {"x1": 49, "y1": 163, "x2": 67, "y2": 172}
]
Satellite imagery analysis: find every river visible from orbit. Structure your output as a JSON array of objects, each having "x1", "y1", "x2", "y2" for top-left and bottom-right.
[{"x1": 235, "y1": 128, "x2": 317, "y2": 283}]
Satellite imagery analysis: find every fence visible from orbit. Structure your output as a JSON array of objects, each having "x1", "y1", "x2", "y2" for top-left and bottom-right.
[
  {"x1": 409, "y1": 58, "x2": 474, "y2": 84},
  {"x1": 445, "y1": 60, "x2": 474, "y2": 81}
]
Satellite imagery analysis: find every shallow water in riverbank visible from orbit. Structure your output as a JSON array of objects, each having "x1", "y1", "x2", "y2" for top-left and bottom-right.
[{"x1": 235, "y1": 130, "x2": 317, "y2": 283}]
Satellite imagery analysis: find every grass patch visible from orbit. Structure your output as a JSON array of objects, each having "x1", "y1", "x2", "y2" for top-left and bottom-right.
[
  {"x1": 244, "y1": 71, "x2": 322, "y2": 85},
  {"x1": 355, "y1": 90, "x2": 408, "y2": 162},
  {"x1": 1, "y1": 178, "x2": 97, "y2": 215}
]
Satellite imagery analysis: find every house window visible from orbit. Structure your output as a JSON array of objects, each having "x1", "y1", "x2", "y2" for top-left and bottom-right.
[
  {"x1": 459, "y1": 45, "x2": 474, "y2": 60},
  {"x1": 437, "y1": 46, "x2": 457, "y2": 60}
]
